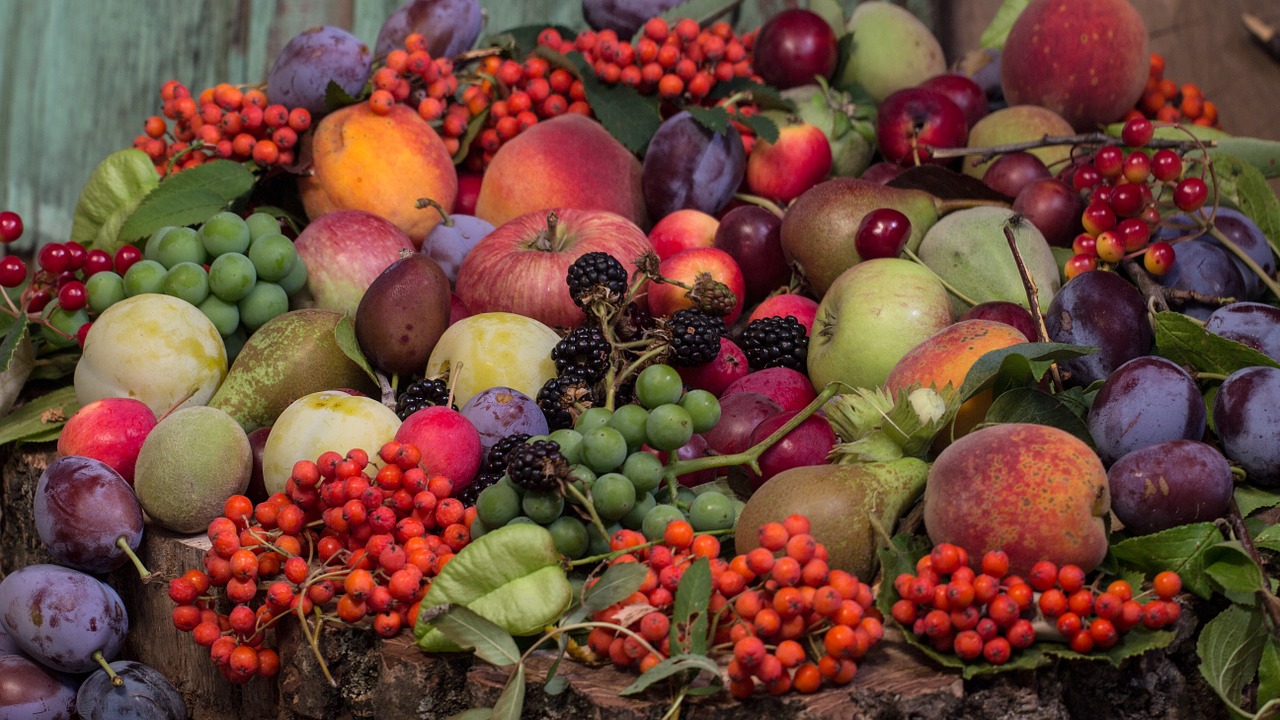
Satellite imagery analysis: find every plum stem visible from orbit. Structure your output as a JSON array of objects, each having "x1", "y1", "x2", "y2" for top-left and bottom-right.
[
  {"x1": 1002, "y1": 222, "x2": 1063, "y2": 393},
  {"x1": 414, "y1": 197, "x2": 452, "y2": 227},
  {"x1": 899, "y1": 246, "x2": 979, "y2": 307},
  {"x1": 115, "y1": 536, "x2": 150, "y2": 580},
  {"x1": 92, "y1": 650, "x2": 124, "y2": 686},
  {"x1": 929, "y1": 131, "x2": 1216, "y2": 164}
]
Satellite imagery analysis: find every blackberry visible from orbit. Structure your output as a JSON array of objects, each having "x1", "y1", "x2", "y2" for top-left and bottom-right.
[
  {"x1": 483, "y1": 432, "x2": 533, "y2": 476},
  {"x1": 536, "y1": 372, "x2": 597, "y2": 430},
  {"x1": 739, "y1": 315, "x2": 808, "y2": 371},
  {"x1": 552, "y1": 326, "x2": 611, "y2": 382},
  {"x1": 666, "y1": 308, "x2": 726, "y2": 367},
  {"x1": 567, "y1": 252, "x2": 628, "y2": 309},
  {"x1": 506, "y1": 439, "x2": 570, "y2": 493},
  {"x1": 615, "y1": 301, "x2": 655, "y2": 343},
  {"x1": 457, "y1": 472, "x2": 501, "y2": 506},
  {"x1": 395, "y1": 377, "x2": 455, "y2": 420}
]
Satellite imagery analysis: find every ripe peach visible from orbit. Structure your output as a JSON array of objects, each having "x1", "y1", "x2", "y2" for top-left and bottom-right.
[
  {"x1": 299, "y1": 103, "x2": 457, "y2": 247},
  {"x1": 884, "y1": 319, "x2": 1028, "y2": 444},
  {"x1": 923, "y1": 423, "x2": 1110, "y2": 576},
  {"x1": 475, "y1": 114, "x2": 646, "y2": 229}
]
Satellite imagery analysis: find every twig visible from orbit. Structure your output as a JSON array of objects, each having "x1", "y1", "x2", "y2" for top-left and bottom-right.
[
  {"x1": 1002, "y1": 221, "x2": 1063, "y2": 392},
  {"x1": 1119, "y1": 258, "x2": 1173, "y2": 314},
  {"x1": 1225, "y1": 498, "x2": 1280, "y2": 631},
  {"x1": 929, "y1": 132, "x2": 1218, "y2": 163}
]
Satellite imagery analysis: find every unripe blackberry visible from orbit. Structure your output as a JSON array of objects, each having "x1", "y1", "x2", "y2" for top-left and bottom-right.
[{"x1": 536, "y1": 373, "x2": 597, "y2": 430}]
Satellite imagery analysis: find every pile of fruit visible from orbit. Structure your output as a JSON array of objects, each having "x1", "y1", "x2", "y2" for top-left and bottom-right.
[{"x1": 2, "y1": 0, "x2": 1279, "y2": 718}]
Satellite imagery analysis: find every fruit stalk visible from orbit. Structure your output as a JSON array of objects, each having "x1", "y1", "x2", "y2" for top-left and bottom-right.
[
  {"x1": 1002, "y1": 222, "x2": 1063, "y2": 391},
  {"x1": 929, "y1": 131, "x2": 1217, "y2": 164}
]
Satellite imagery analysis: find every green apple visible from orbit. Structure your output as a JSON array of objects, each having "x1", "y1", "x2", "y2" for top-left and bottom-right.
[
  {"x1": 261, "y1": 390, "x2": 402, "y2": 495},
  {"x1": 838, "y1": 2, "x2": 946, "y2": 103},
  {"x1": 424, "y1": 311, "x2": 561, "y2": 408},
  {"x1": 807, "y1": 258, "x2": 954, "y2": 392}
]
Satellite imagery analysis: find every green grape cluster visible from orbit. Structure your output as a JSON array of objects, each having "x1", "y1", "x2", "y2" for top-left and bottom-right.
[
  {"x1": 86, "y1": 211, "x2": 308, "y2": 358},
  {"x1": 471, "y1": 364, "x2": 741, "y2": 561}
]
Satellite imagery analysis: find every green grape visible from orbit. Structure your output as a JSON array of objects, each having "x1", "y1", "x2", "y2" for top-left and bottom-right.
[
  {"x1": 680, "y1": 389, "x2": 722, "y2": 434},
  {"x1": 223, "y1": 327, "x2": 248, "y2": 363},
  {"x1": 276, "y1": 252, "x2": 309, "y2": 295},
  {"x1": 642, "y1": 503, "x2": 686, "y2": 542},
  {"x1": 208, "y1": 253, "x2": 258, "y2": 302},
  {"x1": 580, "y1": 426, "x2": 628, "y2": 474},
  {"x1": 547, "y1": 428, "x2": 583, "y2": 465},
  {"x1": 85, "y1": 271, "x2": 125, "y2": 315},
  {"x1": 522, "y1": 489, "x2": 565, "y2": 525},
  {"x1": 635, "y1": 364, "x2": 683, "y2": 409},
  {"x1": 161, "y1": 262, "x2": 210, "y2": 306},
  {"x1": 245, "y1": 211, "x2": 282, "y2": 241},
  {"x1": 40, "y1": 306, "x2": 88, "y2": 349},
  {"x1": 237, "y1": 281, "x2": 288, "y2": 331},
  {"x1": 591, "y1": 472, "x2": 636, "y2": 521},
  {"x1": 507, "y1": 516, "x2": 537, "y2": 526},
  {"x1": 197, "y1": 295, "x2": 240, "y2": 336},
  {"x1": 645, "y1": 403, "x2": 694, "y2": 452},
  {"x1": 608, "y1": 403, "x2": 649, "y2": 453},
  {"x1": 574, "y1": 406, "x2": 613, "y2": 433},
  {"x1": 143, "y1": 226, "x2": 175, "y2": 262},
  {"x1": 621, "y1": 451, "x2": 664, "y2": 496},
  {"x1": 468, "y1": 515, "x2": 489, "y2": 540},
  {"x1": 154, "y1": 226, "x2": 206, "y2": 269},
  {"x1": 208, "y1": 252, "x2": 258, "y2": 303},
  {"x1": 547, "y1": 516, "x2": 588, "y2": 559},
  {"x1": 199, "y1": 211, "x2": 251, "y2": 257},
  {"x1": 688, "y1": 490, "x2": 735, "y2": 531},
  {"x1": 622, "y1": 492, "x2": 657, "y2": 531},
  {"x1": 476, "y1": 482, "x2": 521, "y2": 528},
  {"x1": 247, "y1": 233, "x2": 298, "y2": 282},
  {"x1": 122, "y1": 259, "x2": 167, "y2": 296},
  {"x1": 496, "y1": 474, "x2": 525, "y2": 497},
  {"x1": 586, "y1": 523, "x2": 615, "y2": 557},
  {"x1": 565, "y1": 464, "x2": 596, "y2": 504},
  {"x1": 654, "y1": 483, "x2": 696, "y2": 508}
]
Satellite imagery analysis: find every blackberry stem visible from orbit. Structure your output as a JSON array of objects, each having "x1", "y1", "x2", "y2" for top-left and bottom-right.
[{"x1": 562, "y1": 480, "x2": 610, "y2": 541}]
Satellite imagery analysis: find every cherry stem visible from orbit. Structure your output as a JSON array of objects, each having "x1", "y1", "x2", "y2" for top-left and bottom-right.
[
  {"x1": 92, "y1": 650, "x2": 124, "y2": 686},
  {"x1": 928, "y1": 131, "x2": 1216, "y2": 163},
  {"x1": 900, "y1": 247, "x2": 979, "y2": 307},
  {"x1": 115, "y1": 536, "x2": 150, "y2": 580},
  {"x1": 1002, "y1": 223, "x2": 1064, "y2": 393}
]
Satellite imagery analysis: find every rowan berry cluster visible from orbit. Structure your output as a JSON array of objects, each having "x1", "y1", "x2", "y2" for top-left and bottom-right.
[
  {"x1": 1128, "y1": 53, "x2": 1220, "y2": 128},
  {"x1": 167, "y1": 441, "x2": 473, "y2": 683},
  {"x1": 891, "y1": 543, "x2": 1184, "y2": 664}
]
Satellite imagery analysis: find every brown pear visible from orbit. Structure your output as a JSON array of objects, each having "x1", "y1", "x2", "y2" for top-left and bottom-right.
[{"x1": 354, "y1": 251, "x2": 452, "y2": 377}]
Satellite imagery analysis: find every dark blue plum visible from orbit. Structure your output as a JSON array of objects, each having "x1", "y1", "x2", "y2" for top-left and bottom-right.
[
  {"x1": 1044, "y1": 269, "x2": 1153, "y2": 387},
  {"x1": 0, "y1": 654, "x2": 79, "y2": 720},
  {"x1": 76, "y1": 660, "x2": 187, "y2": 720},
  {"x1": 1204, "y1": 302, "x2": 1280, "y2": 362},
  {"x1": 1213, "y1": 365, "x2": 1280, "y2": 487},
  {"x1": 266, "y1": 26, "x2": 372, "y2": 118},
  {"x1": 1108, "y1": 440, "x2": 1233, "y2": 535},
  {"x1": 0, "y1": 565, "x2": 128, "y2": 674},
  {"x1": 374, "y1": 0, "x2": 483, "y2": 60},
  {"x1": 642, "y1": 111, "x2": 746, "y2": 221},
  {"x1": 34, "y1": 455, "x2": 144, "y2": 575},
  {"x1": 1088, "y1": 356, "x2": 1206, "y2": 465}
]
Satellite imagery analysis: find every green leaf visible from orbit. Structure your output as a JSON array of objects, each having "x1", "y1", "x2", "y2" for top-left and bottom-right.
[
  {"x1": 333, "y1": 315, "x2": 377, "y2": 386},
  {"x1": 415, "y1": 524, "x2": 572, "y2": 652},
  {"x1": 685, "y1": 105, "x2": 731, "y2": 135},
  {"x1": 670, "y1": 557, "x2": 711, "y2": 656},
  {"x1": 0, "y1": 323, "x2": 33, "y2": 417},
  {"x1": 1214, "y1": 136, "x2": 1280, "y2": 179},
  {"x1": 979, "y1": 0, "x2": 1032, "y2": 50},
  {"x1": 1108, "y1": 522, "x2": 1222, "y2": 599},
  {"x1": 1235, "y1": 485, "x2": 1280, "y2": 518},
  {"x1": 1203, "y1": 541, "x2": 1268, "y2": 599},
  {"x1": 582, "y1": 562, "x2": 649, "y2": 615},
  {"x1": 1153, "y1": 311, "x2": 1280, "y2": 375},
  {"x1": 1254, "y1": 523, "x2": 1280, "y2": 553},
  {"x1": 656, "y1": 0, "x2": 743, "y2": 28},
  {"x1": 492, "y1": 663, "x2": 525, "y2": 720},
  {"x1": 324, "y1": 79, "x2": 363, "y2": 111},
  {"x1": 0, "y1": 313, "x2": 29, "y2": 376},
  {"x1": 485, "y1": 24, "x2": 576, "y2": 59},
  {"x1": 1198, "y1": 604, "x2": 1265, "y2": 718},
  {"x1": 117, "y1": 160, "x2": 256, "y2": 243},
  {"x1": 735, "y1": 112, "x2": 779, "y2": 144},
  {"x1": 983, "y1": 387, "x2": 1093, "y2": 446},
  {"x1": 1260, "y1": 637, "x2": 1280, "y2": 709},
  {"x1": 0, "y1": 385, "x2": 79, "y2": 447},
  {"x1": 543, "y1": 673, "x2": 568, "y2": 696},
  {"x1": 452, "y1": 108, "x2": 491, "y2": 165},
  {"x1": 563, "y1": 52, "x2": 662, "y2": 155},
  {"x1": 958, "y1": 342, "x2": 1097, "y2": 402},
  {"x1": 70, "y1": 148, "x2": 161, "y2": 253},
  {"x1": 417, "y1": 604, "x2": 521, "y2": 666},
  {"x1": 620, "y1": 653, "x2": 721, "y2": 696},
  {"x1": 705, "y1": 77, "x2": 792, "y2": 112},
  {"x1": 1206, "y1": 151, "x2": 1280, "y2": 250}
]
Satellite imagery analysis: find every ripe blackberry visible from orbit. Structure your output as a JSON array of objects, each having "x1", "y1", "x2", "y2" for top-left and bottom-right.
[
  {"x1": 505, "y1": 439, "x2": 570, "y2": 493},
  {"x1": 666, "y1": 308, "x2": 726, "y2": 367},
  {"x1": 552, "y1": 326, "x2": 611, "y2": 382},
  {"x1": 457, "y1": 472, "x2": 501, "y2": 506},
  {"x1": 567, "y1": 252, "x2": 628, "y2": 309},
  {"x1": 536, "y1": 372, "x2": 597, "y2": 430},
  {"x1": 395, "y1": 377, "x2": 455, "y2": 420},
  {"x1": 739, "y1": 315, "x2": 808, "y2": 371},
  {"x1": 483, "y1": 432, "x2": 533, "y2": 476}
]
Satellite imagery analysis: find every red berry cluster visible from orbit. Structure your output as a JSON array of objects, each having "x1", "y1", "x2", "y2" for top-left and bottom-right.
[
  {"x1": 168, "y1": 441, "x2": 474, "y2": 683},
  {"x1": 890, "y1": 544, "x2": 1184, "y2": 664},
  {"x1": 1062, "y1": 116, "x2": 1209, "y2": 280},
  {"x1": 133, "y1": 81, "x2": 312, "y2": 176},
  {"x1": 1127, "y1": 53, "x2": 1220, "y2": 129}
]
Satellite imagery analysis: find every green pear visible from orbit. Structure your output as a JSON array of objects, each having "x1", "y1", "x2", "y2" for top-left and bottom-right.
[
  {"x1": 735, "y1": 458, "x2": 930, "y2": 581},
  {"x1": 208, "y1": 308, "x2": 379, "y2": 432},
  {"x1": 780, "y1": 177, "x2": 941, "y2": 297},
  {"x1": 839, "y1": 2, "x2": 946, "y2": 102},
  {"x1": 134, "y1": 406, "x2": 251, "y2": 534},
  {"x1": 916, "y1": 206, "x2": 1061, "y2": 315}
]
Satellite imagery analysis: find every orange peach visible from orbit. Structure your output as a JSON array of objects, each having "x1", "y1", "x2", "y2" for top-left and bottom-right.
[
  {"x1": 475, "y1": 114, "x2": 646, "y2": 229},
  {"x1": 924, "y1": 423, "x2": 1111, "y2": 576},
  {"x1": 299, "y1": 103, "x2": 457, "y2": 248},
  {"x1": 884, "y1": 319, "x2": 1028, "y2": 444}
]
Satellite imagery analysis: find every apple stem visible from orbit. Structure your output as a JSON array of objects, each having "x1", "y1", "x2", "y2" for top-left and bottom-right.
[
  {"x1": 899, "y1": 247, "x2": 979, "y2": 308},
  {"x1": 530, "y1": 211, "x2": 561, "y2": 252},
  {"x1": 445, "y1": 362, "x2": 462, "y2": 409},
  {"x1": 731, "y1": 192, "x2": 786, "y2": 218},
  {"x1": 928, "y1": 131, "x2": 1217, "y2": 164},
  {"x1": 92, "y1": 650, "x2": 124, "y2": 686},
  {"x1": 116, "y1": 536, "x2": 151, "y2": 580}
]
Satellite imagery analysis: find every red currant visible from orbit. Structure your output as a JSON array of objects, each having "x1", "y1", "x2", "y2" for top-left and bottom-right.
[
  {"x1": 0, "y1": 211, "x2": 23, "y2": 243},
  {"x1": 1108, "y1": 183, "x2": 1145, "y2": 217},
  {"x1": 1064, "y1": 253, "x2": 1098, "y2": 280},
  {"x1": 1150, "y1": 149, "x2": 1183, "y2": 182},
  {"x1": 1173, "y1": 177, "x2": 1208, "y2": 212},
  {"x1": 37, "y1": 243, "x2": 70, "y2": 274},
  {"x1": 1093, "y1": 145, "x2": 1124, "y2": 177},
  {"x1": 1121, "y1": 117, "x2": 1154, "y2": 147},
  {"x1": 0, "y1": 256, "x2": 27, "y2": 288},
  {"x1": 1143, "y1": 241, "x2": 1176, "y2": 276},
  {"x1": 56, "y1": 281, "x2": 88, "y2": 312},
  {"x1": 114, "y1": 245, "x2": 143, "y2": 275}
]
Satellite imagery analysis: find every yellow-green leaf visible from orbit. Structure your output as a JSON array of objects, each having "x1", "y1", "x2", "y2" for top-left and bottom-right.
[
  {"x1": 0, "y1": 385, "x2": 79, "y2": 447},
  {"x1": 70, "y1": 148, "x2": 160, "y2": 253}
]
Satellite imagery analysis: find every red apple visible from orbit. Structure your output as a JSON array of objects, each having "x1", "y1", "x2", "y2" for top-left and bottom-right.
[
  {"x1": 713, "y1": 205, "x2": 788, "y2": 302},
  {"x1": 56, "y1": 398, "x2": 157, "y2": 485},
  {"x1": 746, "y1": 293, "x2": 819, "y2": 336},
  {"x1": 648, "y1": 209, "x2": 719, "y2": 261},
  {"x1": 293, "y1": 209, "x2": 417, "y2": 317},
  {"x1": 919, "y1": 73, "x2": 989, "y2": 129},
  {"x1": 455, "y1": 208, "x2": 653, "y2": 330},
  {"x1": 449, "y1": 293, "x2": 471, "y2": 325},
  {"x1": 677, "y1": 337, "x2": 749, "y2": 396},
  {"x1": 647, "y1": 247, "x2": 747, "y2": 325},
  {"x1": 721, "y1": 367, "x2": 817, "y2": 411},
  {"x1": 394, "y1": 405, "x2": 483, "y2": 490},
  {"x1": 875, "y1": 88, "x2": 969, "y2": 167},
  {"x1": 752, "y1": 9, "x2": 839, "y2": 90},
  {"x1": 745, "y1": 121, "x2": 832, "y2": 204}
]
